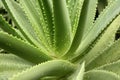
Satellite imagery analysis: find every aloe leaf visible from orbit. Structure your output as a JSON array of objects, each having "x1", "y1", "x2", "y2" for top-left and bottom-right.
[
  {"x1": 0, "y1": 32, "x2": 52, "y2": 64},
  {"x1": 38, "y1": 0, "x2": 54, "y2": 48},
  {"x1": 74, "y1": 0, "x2": 120, "y2": 60},
  {"x1": 0, "y1": 62, "x2": 31, "y2": 72},
  {"x1": 97, "y1": 0, "x2": 108, "y2": 13},
  {"x1": 107, "y1": 0, "x2": 113, "y2": 5},
  {"x1": 40, "y1": 77, "x2": 58, "y2": 80},
  {"x1": 68, "y1": 62, "x2": 85, "y2": 80},
  {"x1": 96, "y1": 60, "x2": 120, "y2": 75},
  {"x1": 53, "y1": 0, "x2": 72, "y2": 55},
  {"x1": 0, "y1": 49, "x2": 2, "y2": 53},
  {"x1": 66, "y1": 0, "x2": 75, "y2": 13},
  {"x1": 85, "y1": 39, "x2": 120, "y2": 70},
  {"x1": 0, "y1": 53, "x2": 33, "y2": 65},
  {"x1": 63, "y1": 0, "x2": 85, "y2": 57},
  {"x1": 0, "y1": 53, "x2": 32, "y2": 80},
  {"x1": 9, "y1": 60, "x2": 75, "y2": 80},
  {"x1": 2, "y1": 0, "x2": 47, "y2": 52},
  {"x1": 19, "y1": 0, "x2": 51, "y2": 51},
  {"x1": 78, "y1": 14, "x2": 120, "y2": 65},
  {"x1": 63, "y1": 0, "x2": 98, "y2": 59},
  {"x1": 68, "y1": 0, "x2": 84, "y2": 36},
  {"x1": 84, "y1": 70, "x2": 120, "y2": 80},
  {"x1": 0, "y1": 1, "x2": 3, "y2": 8},
  {"x1": 0, "y1": 15, "x2": 22, "y2": 39},
  {"x1": 0, "y1": 71, "x2": 20, "y2": 80},
  {"x1": 81, "y1": 0, "x2": 98, "y2": 39}
]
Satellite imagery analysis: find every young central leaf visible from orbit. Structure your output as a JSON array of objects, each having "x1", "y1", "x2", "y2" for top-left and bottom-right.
[{"x1": 53, "y1": 0, "x2": 72, "y2": 55}]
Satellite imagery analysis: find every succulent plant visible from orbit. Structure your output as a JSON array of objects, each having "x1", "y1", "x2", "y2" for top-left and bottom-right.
[{"x1": 0, "y1": 0, "x2": 120, "y2": 80}]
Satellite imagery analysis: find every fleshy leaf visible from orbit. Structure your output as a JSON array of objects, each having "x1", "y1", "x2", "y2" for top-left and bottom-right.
[
  {"x1": 63, "y1": 0, "x2": 98, "y2": 59},
  {"x1": 97, "y1": 0, "x2": 108, "y2": 13},
  {"x1": 68, "y1": 62, "x2": 85, "y2": 80},
  {"x1": 96, "y1": 60, "x2": 120, "y2": 75},
  {"x1": 72, "y1": 0, "x2": 120, "y2": 61},
  {"x1": 79, "y1": 14, "x2": 120, "y2": 65},
  {"x1": 19, "y1": 0, "x2": 51, "y2": 52},
  {"x1": 0, "y1": 53, "x2": 32, "y2": 65},
  {"x1": 81, "y1": 0, "x2": 98, "y2": 39},
  {"x1": 84, "y1": 70, "x2": 120, "y2": 80},
  {"x1": 38, "y1": 0, "x2": 54, "y2": 49},
  {"x1": 0, "y1": 53, "x2": 32, "y2": 80},
  {"x1": 9, "y1": 60, "x2": 75, "y2": 80},
  {"x1": 53, "y1": 0, "x2": 72, "y2": 55},
  {"x1": 0, "y1": 32, "x2": 52, "y2": 64},
  {"x1": 86, "y1": 39, "x2": 120, "y2": 70},
  {"x1": 2, "y1": 0, "x2": 48, "y2": 52},
  {"x1": 0, "y1": 15, "x2": 22, "y2": 39},
  {"x1": 67, "y1": 0, "x2": 84, "y2": 36}
]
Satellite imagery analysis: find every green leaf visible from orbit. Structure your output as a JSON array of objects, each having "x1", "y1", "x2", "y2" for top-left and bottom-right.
[
  {"x1": 97, "y1": 0, "x2": 108, "y2": 13},
  {"x1": 38, "y1": 0, "x2": 54, "y2": 49},
  {"x1": 0, "y1": 15, "x2": 22, "y2": 39},
  {"x1": 86, "y1": 39, "x2": 120, "y2": 70},
  {"x1": 0, "y1": 62, "x2": 31, "y2": 72},
  {"x1": 2, "y1": 0, "x2": 48, "y2": 52},
  {"x1": 19, "y1": 0, "x2": 51, "y2": 52},
  {"x1": 72, "y1": 0, "x2": 120, "y2": 61},
  {"x1": 0, "y1": 32, "x2": 52, "y2": 64},
  {"x1": 53, "y1": 0, "x2": 72, "y2": 55},
  {"x1": 66, "y1": 0, "x2": 76, "y2": 15},
  {"x1": 63, "y1": 0, "x2": 98, "y2": 59},
  {"x1": 0, "y1": 71, "x2": 19, "y2": 80},
  {"x1": 0, "y1": 53, "x2": 32, "y2": 65},
  {"x1": 0, "y1": 0, "x2": 3, "y2": 8},
  {"x1": 68, "y1": 0, "x2": 84, "y2": 36},
  {"x1": 9, "y1": 60, "x2": 75, "y2": 80},
  {"x1": 79, "y1": 14, "x2": 120, "y2": 66},
  {"x1": 81, "y1": 0, "x2": 98, "y2": 39},
  {"x1": 107, "y1": 0, "x2": 113, "y2": 5},
  {"x1": 0, "y1": 53, "x2": 32, "y2": 80},
  {"x1": 96, "y1": 60, "x2": 120, "y2": 75},
  {"x1": 84, "y1": 70, "x2": 120, "y2": 80},
  {"x1": 68, "y1": 62, "x2": 85, "y2": 80}
]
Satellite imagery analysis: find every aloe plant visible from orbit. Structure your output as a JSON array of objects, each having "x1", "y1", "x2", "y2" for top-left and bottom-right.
[{"x1": 1, "y1": 0, "x2": 120, "y2": 80}]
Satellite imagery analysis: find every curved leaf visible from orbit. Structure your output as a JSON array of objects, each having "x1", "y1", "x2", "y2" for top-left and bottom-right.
[
  {"x1": 79, "y1": 14, "x2": 120, "y2": 65},
  {"x1": 68, "y1": 0, "x2": 84, "y2": 36},
  {"x1": 68, "y1": 62, "x2": 85, "y2": 80},
  {"x1": 2, "y1": 0, "x2": 48, "y2": 52},
  {"x1": 72, "y1": 0, "x2": 120, "y2": 62},
  {"x1": 19, "y1": 0, "x2": 51, "y2": 52},
  {"x1": 97, "y1": 60, "x2": 120, "y2": 75},
  {"x1": 78, "y1": 0, "x2": 120, "y2": 54},
  {"x1": 0, "y1": 32, "x2": 52, "y2": 64},
  {"x1": 63, "y1": 0, "x2": 98, "y2": 59},
  {"x1": 53, "y1": 0, "x2": 72, "y2": 55},
  {"x1": 0, "y1": 53, "x2": 32, "y2": 80},
  {"x1": 38, "y1": 0, "x2": 54, "y2": 49},
  {"x1": 86, "y1": 39, "x2": 120, "y2": 70},
  {"x1": 0, "y1": 54, "x2": 32, "y2": 65},
  {"x1": 0, "y1": 15, "x2": 22, "y2": 39},
  {"x1": 9, "y1": 60, "x2": 75, "y2": 80},
  {"x1": 97, "y1": 0, "x2": 108, "y2": 13},
  {"x1": 84, "y1": 70, "x2": 120, "y2": 80}
]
